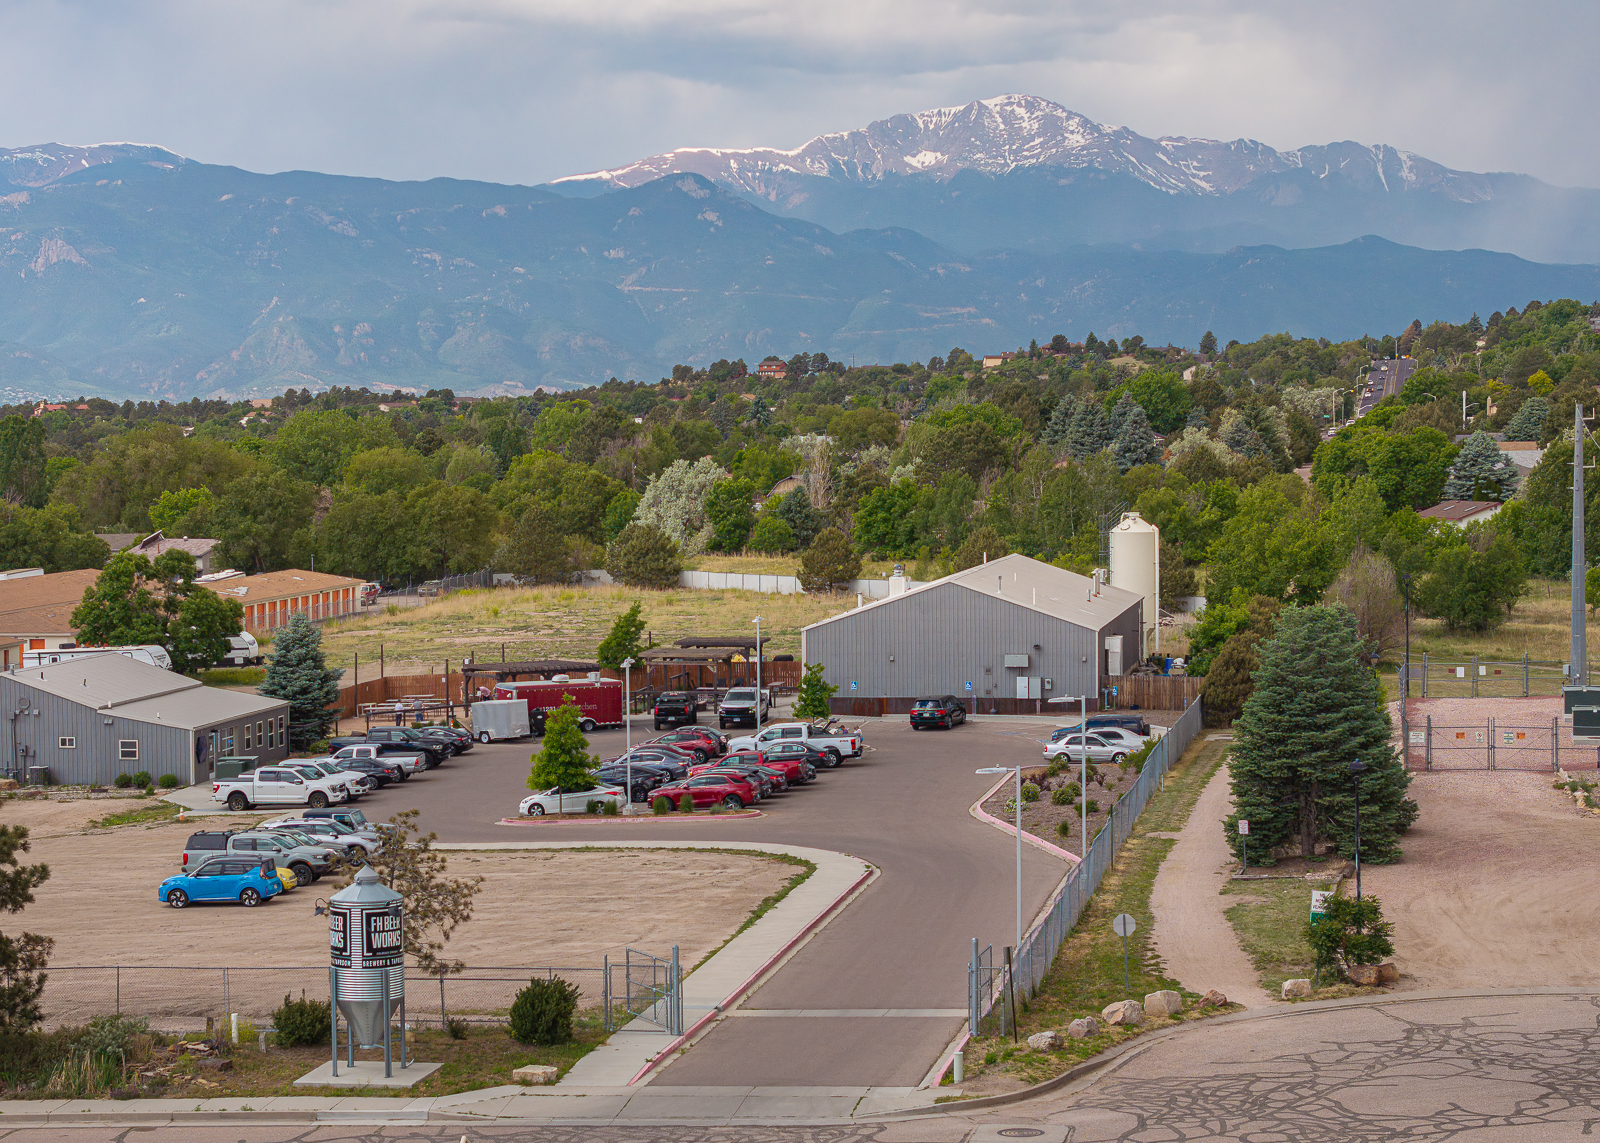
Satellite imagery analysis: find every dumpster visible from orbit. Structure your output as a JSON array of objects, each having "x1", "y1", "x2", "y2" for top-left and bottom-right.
[{"x1": 215, "y1": 759, "x2": 245, "y2": 780}]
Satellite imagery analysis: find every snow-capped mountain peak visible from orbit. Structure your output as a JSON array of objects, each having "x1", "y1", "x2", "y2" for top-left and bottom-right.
[
  {"x1": 0, "y1": 142, "x2": 187, "y2": 189},
  {"x1": 555, "y1": 93, "x2": 1492, "y2": 203}
]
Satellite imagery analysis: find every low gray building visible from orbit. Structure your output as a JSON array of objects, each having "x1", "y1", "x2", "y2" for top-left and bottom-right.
[
  {"x1": 2, "y1": 655, "x2": 290, "y2": 786},
  {"x1": 802, "y1": 553, "x2": 1144, "y2": 715}
]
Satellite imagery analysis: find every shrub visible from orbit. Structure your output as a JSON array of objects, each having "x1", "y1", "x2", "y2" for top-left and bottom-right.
[
  {"x1": 1020, "y1": 781, "x2": 1041, "y2": 802},
  {"x1": 678, "y1": 793, "x2": 694, "y2": 813},
  {"x1": 446, "y1": 1017, "x2": 470, "y2": 1040},
  {"x1": 308, "y1": 740, "x2": 331, "y2": 754},
  {"x1": 73, "y1": 1014, "x2": 149, "y2": 1056},
  {"x1": 508, "y1": 976, "x2": 582, "y2": 1045},
  {"x1": 601, "y1": 800, "x2": 620, "y2": 816},
  {"x1": 1051, "y1": 786, "x2": 1073, "y2": 806},
  {"x1": 385, "y1": 603, "x2": 400, "y2": 616},
  {"x1": 709, "y1": 802, "x2": 725, "y2": 815},
  {"x1": 131, "y1": 772, "x2": 151, "y2": 788},
  {"x1": 1306, "y1": 895, "x2": 1395, "y2": 980},
  {"x1": 157, "y1": 774, "x2": 179, "y2": 789},
  {"x1": 1055, "y1": 820, "x2": 1072, "y2": 839},
  {"x1": 273, "y1": 992, "x2": 332, "y2": 1048},
  {"x1": 652, "y1": 796, "x2": 672, "y2": 814},
  {"x1": 1084, "y1": 799, "x2": 1100, "y2": 814},
  {"x1": 584, "y1": 799, "x2": 603, "y2": 815},
  {"x1": 112, "y1": 774, "x2": 133, "y2": 789}
]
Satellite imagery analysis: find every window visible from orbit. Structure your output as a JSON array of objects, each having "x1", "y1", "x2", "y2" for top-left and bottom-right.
[
  {"x1": 277, "y1": 715, "x2": 285, "y2": 745},
  {"x1": 256, "y1": 721, "x2": 264, "y2": 746},
  {"x1": 57, "y1": 737, "x2": 75, "y2": 749},
  {"x1": 225, "y1": 727, "x2": 235, "y2": 752},
  {"x1": 118, "y1": 740, "x2": 139, "y2": 761}
]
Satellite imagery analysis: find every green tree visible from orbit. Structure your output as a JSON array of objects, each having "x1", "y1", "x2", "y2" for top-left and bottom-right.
[
  {"x1": 0, "y1": 416, "x2": 48, "y2": 508},
  {"x1": 1414, "y1": 527, "x2": 1528, "y2": 631},
  {"x1": 269, "y1": 410, "x2": 399, "y2": 486},
  {"x1": 502, "y1": 503, "x2": 574, "y2": 585},
  {"x1": 0, "y1": 824, "x2": 51, "y2": 1031},
  {"x1": 1502, "y1": 396, "x2": 1550, "y2": 441},
  {"x1": 148, "y1": 487, "x2": 215, "y2": 534},
  {"x1": 1199, "y1": 331, "x2": 1218, "y2": 356},
  {"x1": 798, "y1": 527, "x2": 861, "y2": 592},
  {"x1": 343, "y1": 447, "x2": 431, "y2": 496},
  {"x1": 1307, "y1": 895, "x2": 1395, "y2": 980},
  {"x1": 1112, "y1": 401, "x2": 1162, "y2": 471},
  {"x1": 596, "y1": 602, "x2": 647, "y2": 670},
  {"x1": 605, "y1": 523, "x2": 682, "y2": 590},
  {"x1": 1205, "y1": 476, "x2": 1337, "y2": 603},
  {"x1": 69, "y1": 549, "x2": 167, "y2": 647},
  {"x1": 748, "y1": 515, "x2": 796, "y2": 552},
  {"x1": 259, "y1": 613, "x2": 345, "y2": 748},
  {"x1": 602, "y1": 490, "x2": 640, "y2": 541},
  {"x1": 216, "y1": 469, "x2": 316, "y2": 574},
  {"x1": 410, "y1": 483, "x2": 500, "y2": 577},
  {"x1": 0, "y1": 504, "x2": 109, "y2": 573},
  {"x1": 952, "y1": 524, "x2": 1006, "y2": 572},
  {"x1": 1441, "y1": 431, "x2": 1519, "y2": 501},
  {"x1": 1122, "y1": 372, "x2": 1192, "y2": 434},
  {"x1": 792, "y1": 662, "x2": 838, "y2": 721},
  {"x1": 528, "y1": 700, "x2": 598, "y2": 792},
  {"x1": 705, "y1": 478, "x2": 756, "y2": 552},
  {"x1": 1199, "y1": 630, "x2": 1263, "y2": 727},
  {"x1": 774, "y1": 487, "x2": 827, "y2": 548},
  {"x1": 1227, "y1": 605, "x2": 1417, "y2": 863}
]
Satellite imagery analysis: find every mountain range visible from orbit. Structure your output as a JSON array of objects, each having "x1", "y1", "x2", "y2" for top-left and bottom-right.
[{"x1": 1, "y1": 95, "x2": 1598, "y2": 403}]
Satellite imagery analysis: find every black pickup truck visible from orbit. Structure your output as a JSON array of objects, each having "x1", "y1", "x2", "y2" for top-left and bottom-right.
[
  {"x1": 330, "y1": 726, "x2": 449, "y2": 768},
  {"x1": 652, "y1": 692, "x2": 698, "y2": 730}
]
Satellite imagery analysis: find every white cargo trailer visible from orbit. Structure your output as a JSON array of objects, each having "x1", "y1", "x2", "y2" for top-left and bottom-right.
[{"x1": 470, "y1": 699, "x2": 531, "y2": 743}]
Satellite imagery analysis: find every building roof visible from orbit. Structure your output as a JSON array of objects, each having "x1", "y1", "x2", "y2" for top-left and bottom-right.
[
  {"x1": 803, "y1": 553, "x2": 1143, "y2": 634},
  {"x1": 202, "y1": 568, "x2": 365, "y2": 602},
  {"x1": 1418, "y1": 500, "x2": 1502, "y2": 522},
  {"x1": 98, "y1": 533, "x2": 141, "y2": 552},
  {"x1": 0, "y1": 568, "x2": 101, "y2": 636},
  {"x1": 5, "y1": 654, "x2": 285, "y2": 730},
  {"x1": 128, "y1": 531, "x2": 220, "y2": 561}
]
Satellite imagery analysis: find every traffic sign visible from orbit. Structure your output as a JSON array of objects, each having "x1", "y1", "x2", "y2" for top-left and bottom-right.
[
  {"x1": 1111, "y1": 913, "x2": 1137, "y2": 937},
  {"x1": 1237, "y1": 820, "x2": 1250, "y2": 835},
  {"x1": 1310, "y1": 890, "x2": 1332, "y2": 923}
]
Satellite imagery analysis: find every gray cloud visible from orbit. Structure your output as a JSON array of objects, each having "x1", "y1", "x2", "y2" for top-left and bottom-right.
[{"x1": 0, "y1": 0, "x2": 1595, "y2": 189}]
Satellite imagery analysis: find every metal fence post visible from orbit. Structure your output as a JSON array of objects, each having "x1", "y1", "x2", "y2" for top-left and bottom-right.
[
  {"x1": 969, "y1": 938, "x2": 979, "y2": 1037},
  {"x1": 1426, "y1": 715, "x2": 1432, "y2": 770},
  {"x1": 1472, "y1": 656, "x2": 1479, "y2": 697},
  {"x1": 115, "y1": 966, "x2": 120, "y2": 1015},
  {"x1": 1423, "y1": 653, "x2": 1429, "y2": 697},
  {"x1": 1525, "y1": 654, "x2": 1531, "y2": 697},
  {"x1": 603, "y1": 954, "x2": 611, "y2": 1032},
  {"x1": 222, "y1": 967, "x2": 229, "y2": 1026},
  {"x1": 1488, "y1": 716, "x2": 1495, "y2": 769}
]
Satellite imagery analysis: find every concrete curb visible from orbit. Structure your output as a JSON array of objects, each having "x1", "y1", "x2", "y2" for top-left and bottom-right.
[
  {"x1": 970, "y1": 773, "x2": 1081, "y2": 865},
  {"x1": 872, "y1": 986, "x2": 1600, "y2": 1118}
]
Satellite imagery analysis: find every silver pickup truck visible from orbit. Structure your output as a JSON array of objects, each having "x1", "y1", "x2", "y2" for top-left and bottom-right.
[
  {"x1": 211, "y1": 765, "x2": 351, "y2": 812},
  {"x1": 330, "y1": 743, "x2": 426, "y2": 776},
  {"x1": 724, "y1": 721, "x2": 865, "y2": 763}
]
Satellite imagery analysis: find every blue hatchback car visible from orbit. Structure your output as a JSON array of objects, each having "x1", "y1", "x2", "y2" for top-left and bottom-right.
[{"x1": 159, "y1": 857, "x2": 283, "y2": 908}]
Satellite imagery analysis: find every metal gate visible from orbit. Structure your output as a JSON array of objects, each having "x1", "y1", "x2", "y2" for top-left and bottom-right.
[
  {"x1": 967, "y1": 940, "x2": 1009, "y2": 1039},
  {"x1": 603, "y1": 946, "x2": 682, "y2": 1035},
  {"x1": 1418, "y1": 717, "x2": 1577, "y2": 771}
]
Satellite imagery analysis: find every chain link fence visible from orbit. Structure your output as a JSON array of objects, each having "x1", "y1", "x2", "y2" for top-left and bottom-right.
[
  {"x1": 1411, "y1": 717, "x2": 1598, "y2": 772},
  {"x1": 968, "y1": 700, "x2": 1205, "y2": 1037},
  {"x1": 1402, "y1": 656, "x2": 1586, "y2": 699}
]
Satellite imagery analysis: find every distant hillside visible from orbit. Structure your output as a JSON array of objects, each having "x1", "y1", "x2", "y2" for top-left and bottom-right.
[{"x1": 1, "y1": 146, "x2": 1599, "y2": 401}]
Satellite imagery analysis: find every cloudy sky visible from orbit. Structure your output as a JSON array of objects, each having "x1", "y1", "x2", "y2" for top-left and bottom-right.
[{"x1": 3, "y1": 0, "x2": 1597, "y2": 188}]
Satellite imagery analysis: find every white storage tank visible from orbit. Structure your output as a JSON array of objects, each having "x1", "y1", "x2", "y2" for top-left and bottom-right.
[{"x1": 1109, "y1": 510, "x2": 1160, "y2": 657}]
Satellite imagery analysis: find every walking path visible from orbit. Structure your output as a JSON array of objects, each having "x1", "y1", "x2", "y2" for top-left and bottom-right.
[{"x1": 1148, "y1": 761, "x2": 1274, "y2": 1007}]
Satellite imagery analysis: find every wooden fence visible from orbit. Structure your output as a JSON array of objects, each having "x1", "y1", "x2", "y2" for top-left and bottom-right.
[
  {"x1": 1104, "y1": 674, "x2": 1202, "y2": 711},
  {"x1": 332, "y1": 672, "x2": 453, "y2": 720}
]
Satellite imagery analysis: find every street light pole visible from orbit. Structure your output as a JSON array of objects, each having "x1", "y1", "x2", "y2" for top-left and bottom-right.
[
  {"x1": 976, "y1": 765, "x2": 1024, "y2": 954},
  {"x1": 1349, "y1": 759, "x2": 1367, "y2": 900},
  {"x1": 752, "y1": 616, "x2": 764, "y2": 732},
  {"x1": 621, "y1": 656, "x2": 635, "y2": 812}
]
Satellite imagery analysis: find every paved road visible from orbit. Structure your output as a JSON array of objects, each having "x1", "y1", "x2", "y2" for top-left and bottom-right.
[
  {"x1": 1356, "y1": 355, "x2": 1415, "y2": 419},
  {"x1": 389, "y1": 715, "x2": 1067, "y2": 1088}
]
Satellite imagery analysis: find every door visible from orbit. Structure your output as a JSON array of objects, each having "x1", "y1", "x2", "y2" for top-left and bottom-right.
[{"x1": 190, "y1": 865, "x2": 230, "y2": 901}]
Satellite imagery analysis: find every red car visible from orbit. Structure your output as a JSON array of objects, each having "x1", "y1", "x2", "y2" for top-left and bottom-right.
[
  {"x1": 689, "y1": 762, "x2": 781, "y2": 797},
  {"x1": 650, "y1": 728, "x2": 726, "y2": 761},
  {"x1": 652, "y1": 775, "x2": 755, "y2": 810},
  {"x1": 729, "y1": 748, "x2": 813, "y2": 786}
]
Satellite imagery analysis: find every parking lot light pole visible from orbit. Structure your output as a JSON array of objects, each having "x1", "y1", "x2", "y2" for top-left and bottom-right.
[
  {"x1": 752, "y1": 617, "x2": 764, "y2": 732},
  {"x1": 976, "y1": 765, "x2": 1023, "y2": 953},
  {"x1": 1349, "y1": 758, "x2": 1367, "y2": 900},
  {"x1": 621, "y1": 657, "x2": 635, "y2": 813}
]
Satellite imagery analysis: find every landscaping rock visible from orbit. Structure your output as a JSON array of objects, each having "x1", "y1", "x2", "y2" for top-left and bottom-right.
[
  {"x1": 195, "y1": 1057, "x2": 232, "y2": 1072},
  {"x1": 1101, "y1": 999, "x2": 1144, "y2": 1026},
  {"x1": 1346, "y1": 964, "x2": 1381, "y2": 986},
  {"x1": 1376, "y1": 962, "x2": 1399, "y2": 985},
  {"x1": 1067, "y1": 1017, "x2": 1099, "y2": 1038},
  {"x1": 0, "y1": 779, "x2": 18, "y2": 791},
  {"x1": 1027, "y1": 1030, "x2": 1063, "y2": 1051},
  {"x1": 1200, "y1": 990, "x2": 1229, "y2": 1008},
  {"x1": 1143, "y1": 990, "x2": 1183, "y2": 1018},
  {"x1": 512, "y1": 1064, "x2": 559, "y2": 1085},
  {"x1": 1282, "y1": 979, "x2": 1312, "y2": 999}
]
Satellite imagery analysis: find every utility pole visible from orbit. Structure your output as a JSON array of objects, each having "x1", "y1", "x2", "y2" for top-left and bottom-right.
[{"x1": 1575, "y1": 403, "x2": 1588, "y2": 686}]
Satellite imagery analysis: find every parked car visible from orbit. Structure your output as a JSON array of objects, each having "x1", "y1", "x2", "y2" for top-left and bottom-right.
[
  {"x1": 753, "y1": 741, "x2": 825, "y2": 780},
  {"x1": 300, "y1": 808, "x2": 383, "y2": 835},
  {"x1": 910, "y1": 695, "x2": 967, "y2": 730},
  {"x1": 211, "y1": 766, "x2": 351, "y2": 811},
  {"x1": 159, "y1": 858, "x2": 283, "y2": 908},
  {"x1": 1047, "y1": 725, "x2": 1146, "y2": 749},
  {"x1": 333, "y1": 727, "x2": 450, "y2": 767},
  {"x1": 596, "y1": 764, "x2": 666, "y2": 803},
  {"x1": 716, "y1": 687, "x2": 771, "y2": 728},
  {"x1": 650, "y1": 775, "x2": 754, "y2": 810},
  {"x1": 1042, "y1": 733, "x2": 1132, "y2": 764},
  {"x1": 418, "y1": 580, "x2": 443, "y2": 596},
  {"x1": 651, "y1": 727, "x2": 727, "y2": 760},
  {"x1": 725, "y1": 721, "x2": 864, "y2": 763},
  {"x1": 519, "y1": 785, "x2": 626, "y2": 816},
  {"x1": 259, "y1": 816, "x2": 383, "y2": 854},
  {"x1": 603, "y1": 747, "x2": 692, "y2": 780},
  {"x1": 181, "y1": 829, "x2": 337, "y2": 884},
  {"x1": 262, "y1": 825, "x2": 364, "y2": 862},
  {"x1": 325, "y1": 755, "x2": 404, "y2": 787},
  {"x1": 1052, "y1": 715, "x2": 1152, "y2": 738},
  {"x1": 422, "y1": 726, "x2": 474, "y2": 752},
  {"x1": 653, "y1": 692, "x2": 699, "y2": 729},
  {"x1": 331, "y1": 744, "x2": 424, "y2": 777},
  {"x1": 294, "y1": 759, "x2": 375, "y2": 795},
  {"x1": 688, "y1": 763, "x2": 772, "y2": 799}
]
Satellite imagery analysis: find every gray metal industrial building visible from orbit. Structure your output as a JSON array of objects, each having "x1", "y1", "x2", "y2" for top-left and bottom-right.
[
  {"x1": 2, "y1": 655, "x2": 290, "y2": 786},
  {"x1": 802, "y1": 553, "x2": 1144, "y2": 715}
]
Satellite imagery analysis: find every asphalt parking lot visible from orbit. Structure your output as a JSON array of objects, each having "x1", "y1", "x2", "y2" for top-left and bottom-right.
[{"x1": 393, "y1": 715, "x2": 1066, "y2": 1088}]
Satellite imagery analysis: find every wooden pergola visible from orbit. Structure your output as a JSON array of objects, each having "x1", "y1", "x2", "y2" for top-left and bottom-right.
[{"x1": 638, "y1": 641, "x2": 768, "y2": 693}]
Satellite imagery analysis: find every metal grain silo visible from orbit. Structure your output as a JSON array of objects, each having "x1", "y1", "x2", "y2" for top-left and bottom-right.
[
  {"x1": 328, "y1": 864, "x2": 409, "y2": 1075},
  {"x1": 1109, "y1": 511, "x2": 1160, "y2": 658}
]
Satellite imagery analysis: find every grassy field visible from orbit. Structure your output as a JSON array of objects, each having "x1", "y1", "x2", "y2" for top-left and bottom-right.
[
  {"x1": 953, "y1": 736, "x2": 1233, "y2": 1090},
  {"x1": 1397, "y1": 576, "x2": 1577, "y2": 662},
  {"x1": 314, "y1": 584, "x2": 850, "y2": 673},
  {"x1": 689, "y1": 554, "x2": 909, "y2": 579},
  {"x1": 1221, "y1": 879, "x2": 1319, "y2": 994}
]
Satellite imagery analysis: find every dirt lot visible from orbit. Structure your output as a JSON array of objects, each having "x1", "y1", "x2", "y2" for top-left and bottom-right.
[
  {"x1": 1364, "y1": 769, "x2": 1600, "y2": 990},
  {"x1": 0, "y1": 796, "x2": 793, "y2": 1025}
]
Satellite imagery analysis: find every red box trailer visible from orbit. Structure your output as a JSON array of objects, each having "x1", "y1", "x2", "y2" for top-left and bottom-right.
[{"x1": 494, "y1": 678, "x2": 624, "y2": 732}]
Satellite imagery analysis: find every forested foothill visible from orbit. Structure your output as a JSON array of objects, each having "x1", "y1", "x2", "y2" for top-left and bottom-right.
[{"x1": 2, "y1": 300, "x2": 1596, "y2": 681}]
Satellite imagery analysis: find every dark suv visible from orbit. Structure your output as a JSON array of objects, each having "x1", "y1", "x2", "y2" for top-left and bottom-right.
[
  {"x1": 1050, "y1": 715, "x2": 1151, "y2": 741},
  {"x1": 331, "y1": 727, "x2": 449, "y2": 767},
  {"x1": 910, "y1": 695, "x2": 967, "y2": 730},
  {"x1": 653, "y1": 692, "x2": 698, "y2": 730}
]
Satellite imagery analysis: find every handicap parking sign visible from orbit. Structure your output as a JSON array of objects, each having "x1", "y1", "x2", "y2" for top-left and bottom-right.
[
  {"x1": 849, "y1": 680, "x2": 857, "y2": 690},
  {"x1": 964, "y1": 681, "x2": 973, "y2": 691}
]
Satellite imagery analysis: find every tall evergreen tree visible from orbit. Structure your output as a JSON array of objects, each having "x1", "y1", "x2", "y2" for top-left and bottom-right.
[
  {"x1": 1226, "y1": 605, "x2": 1417, "y2": 863},
  {"x1": 259, "y1": 613, "x2": 345, "y2": 748},
  {"x1": 1112, "y1": 401, "x2": 1162, "y2": 471},
  {"x1": 0, "y1": 824, "x2": 50, "y2": 1031},
  {"x1": 1042, "y1": 395, "x2": 1077, "y2": 448},
  {"x1": 595, "y1": 601, "x2": 647, "y2": 669},
  {"x1": 1502, "y1": 396, "x2": 1550, "y2": 442},
  {"x1": 1442, "y1": 431, "x2": 1519, "y2": 501},
  {"x1": 1066, "y1": 400, "x2": 1112, "y2": 459},
  {"x1": 1109, "y1": 392, "x2": 1140, "y2": 439}
]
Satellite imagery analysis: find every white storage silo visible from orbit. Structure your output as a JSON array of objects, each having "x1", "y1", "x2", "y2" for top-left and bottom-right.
[{"x1": 1109, "y1": 511, "x2": 1160, "y2": 658}]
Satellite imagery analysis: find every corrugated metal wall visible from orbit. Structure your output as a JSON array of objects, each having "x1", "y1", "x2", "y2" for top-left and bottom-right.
[
  {"x1": 802, "y1": 582, "x2": 1141, "y2": 709},
  {"x1": 1, "y1": 678, "x2": 289, "y2": 786}
]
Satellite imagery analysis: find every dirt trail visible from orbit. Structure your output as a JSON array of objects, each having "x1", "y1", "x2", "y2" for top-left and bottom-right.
[
  {"x1": 1365, "y1": 770, "x2": 1600, "y2": 989},
  {"x1": 1148, "y1": 762, "x2": 1275, "y2": 1007}
]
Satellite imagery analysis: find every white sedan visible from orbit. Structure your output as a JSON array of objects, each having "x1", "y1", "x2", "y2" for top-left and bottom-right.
[
  {"x1": 519, "y1": 785, "x2": 626, "y2": 816},
  {"x1": 1043, "y1": 734, "x2": 1133, "y2": 764},
  {"x1": 1049, "y1": 725, "x2": 1147, "y2": 750}
]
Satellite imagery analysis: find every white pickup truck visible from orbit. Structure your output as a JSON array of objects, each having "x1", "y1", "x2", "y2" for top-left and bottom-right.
[
  {"x1": 212, "y1": 765, "x2": 352, "y2": 811},
  {"x1": 724, "y1": 721, "x2": 865, "y2": 762}
]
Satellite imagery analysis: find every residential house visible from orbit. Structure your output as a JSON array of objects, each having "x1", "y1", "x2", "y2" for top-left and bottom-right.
[
  {"x1": 757, "y1": 359, "x2": 787, "y2": 379},
  {"x1": 1419, "y1": 501, "x2": 1503, "y2": 527}
]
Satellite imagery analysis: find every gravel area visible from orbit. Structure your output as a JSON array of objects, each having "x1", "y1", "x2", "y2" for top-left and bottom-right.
[{"x1": 1392, "y1": 696, "x2": 1597, "y2": 771}]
